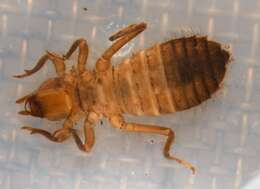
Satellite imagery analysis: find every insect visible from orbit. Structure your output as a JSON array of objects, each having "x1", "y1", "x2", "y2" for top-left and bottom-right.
[{"x1": 14, "y1": 22, "x2": 231, "y2": 174}]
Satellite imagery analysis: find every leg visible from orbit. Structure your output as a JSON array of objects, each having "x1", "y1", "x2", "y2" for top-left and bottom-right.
[
  {"x1": 22, "y1": 115, "x2": 76, "y2": 142},
  {"x1": 62, "y1": 38, "x2": 89, "y2": 74},
  {"x1": 22, "y1": 126, "x2": 68, "y2": 142},
  {"x1": 109, "y1": 115, "x2": 195, "y2": 174},
  {"x1": 70, "y1": 112, "x2": 100, "y2": 152},
  {"x1": 96, "y1": 22, "x2": 147, "y2": 72},
  {"x1": 14, "y1": 51, "x2": 65, "y2": 78}
]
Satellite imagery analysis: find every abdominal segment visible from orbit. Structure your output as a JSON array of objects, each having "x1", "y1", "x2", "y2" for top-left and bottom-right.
[{"x1": 113, "y1": 36, "x2": 230, "y2": 116}]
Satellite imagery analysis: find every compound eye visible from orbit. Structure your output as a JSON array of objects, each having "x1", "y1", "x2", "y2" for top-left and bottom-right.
[{"x1": 29, "y1": 99, "x2": 44, "y2": 117}]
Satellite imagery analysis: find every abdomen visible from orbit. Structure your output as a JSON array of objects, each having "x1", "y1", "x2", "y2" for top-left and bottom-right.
[{"x1": 112, "y1": 36, "x2": 230, "y2": 116}]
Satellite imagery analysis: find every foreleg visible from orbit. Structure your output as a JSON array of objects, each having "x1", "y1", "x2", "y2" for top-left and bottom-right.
[
  {"x1": 14, "y1": 51, "x2": 65, "y2": 78},
  {"x1": 22, "y1": 115, "x2": 76, "y2": 143}
]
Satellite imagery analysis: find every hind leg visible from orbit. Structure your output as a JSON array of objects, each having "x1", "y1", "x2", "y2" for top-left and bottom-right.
[
  {"x1": 108, "y1": 115, "x2": 196, "y2": 174},
  {"x1": 96, "y1": 22, "x2": 147, "y2": 72}
]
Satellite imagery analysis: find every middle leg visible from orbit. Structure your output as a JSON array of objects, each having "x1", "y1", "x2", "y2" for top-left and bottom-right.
[
  {"x1": 70, "y1": 112, "x2": 101, "y2": 152},
  {"x1": 62, "y1": 38, "x2": 89, "y2": 74}
]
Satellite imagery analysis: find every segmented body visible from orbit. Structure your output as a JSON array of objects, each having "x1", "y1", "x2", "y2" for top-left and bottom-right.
[
  {"x1": 88, "y1": 36, "x2": 230, "y2": 116},
  {"x1": 77, "y1": 36, "x2": 230, "y2": 117}
]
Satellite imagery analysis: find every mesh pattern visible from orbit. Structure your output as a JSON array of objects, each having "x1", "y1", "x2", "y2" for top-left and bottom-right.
[{"x1": 0, "y1": 0, "x2": 260, "y2": 189}]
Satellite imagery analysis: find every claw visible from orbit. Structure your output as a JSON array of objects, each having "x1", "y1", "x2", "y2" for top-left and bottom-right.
[
  {"x1": 22, "y1": 126, "x2": 43, "y2": 134},
  {"x1": 21, "y1": 126, "x2": 32, "y2": 130},
  {"x1": 18, "y1": 111, "x2": 31, "y2": 115},
  {"x1": 21, "y1": 126, "x2": 37, "y2": 134},
  {"x1": 13, "y1": 70, "x2": 30, "y2": 78}
]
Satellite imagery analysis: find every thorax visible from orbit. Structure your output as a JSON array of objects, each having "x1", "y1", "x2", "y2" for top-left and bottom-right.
[{"x1": 77, "y1": 69, "x2": 122, "y2": 116}]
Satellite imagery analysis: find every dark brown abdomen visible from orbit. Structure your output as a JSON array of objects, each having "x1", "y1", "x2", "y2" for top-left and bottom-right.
[{"x1": 113, "y1": 36, "x2": 230, "y2": 115}]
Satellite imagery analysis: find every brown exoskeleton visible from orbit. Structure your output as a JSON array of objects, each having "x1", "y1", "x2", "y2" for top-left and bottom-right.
[{"x1": 15, "y1": 23, "x2": 231, "y2": 174}]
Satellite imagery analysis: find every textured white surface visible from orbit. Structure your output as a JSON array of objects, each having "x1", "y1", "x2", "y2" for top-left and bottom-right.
[{"x1": 0, "y1": 0, "x2": 260, "y2": 189}]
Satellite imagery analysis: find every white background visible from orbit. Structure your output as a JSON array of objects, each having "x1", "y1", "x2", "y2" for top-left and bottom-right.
[{"x1": 0, "y1": 0, "x2": 259, "y2": 188}]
